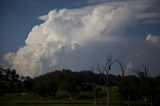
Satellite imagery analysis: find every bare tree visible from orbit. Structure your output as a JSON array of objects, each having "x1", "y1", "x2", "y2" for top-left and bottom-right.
[
  {"x1": 97, "y1": 55, "x2": 117, "y2": 106},
  {"x1": 90, "y1": 66, "x2": 97, "y2": 105},
  {"x1": 135, "y1": 64, "x2": 152, "y2": 106},
  {"x1": 117, "y1": 60, "x2": 126, "y2": 79},
  {"x1": 117, "y1": 60, "x2": 131, "y2": 106}
]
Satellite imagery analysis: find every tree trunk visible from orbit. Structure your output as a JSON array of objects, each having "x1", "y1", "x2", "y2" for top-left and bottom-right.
[
  {"x1": 128, "y1": 95, "x2": 130, "y2": 106},
  {"x1": 94, "y1": 99, "x2": 96, "y2": 105},
  {"x1": 69, "y1": 95, "x2": 72, "y2": 101},
  {"x1": 107, "y1": 86, "x2": 110, "y2": 106},
  {"x1": 151, "y1": 95, "x2": 152, "y2": 106}
]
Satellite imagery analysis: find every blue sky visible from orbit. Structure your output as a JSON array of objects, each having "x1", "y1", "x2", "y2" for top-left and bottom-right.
[
  {"x1": 1, "y1": 0, "x2": 78, "y2": 55},
  {"x1": 1, "y1": 0, "x2": 160, "y2": 77},
  {"x1": 0, "y1": 0, "x2": 103, "y2": 63}
]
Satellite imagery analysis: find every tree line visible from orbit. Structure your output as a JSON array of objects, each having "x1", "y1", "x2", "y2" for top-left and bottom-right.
[{"x1": 0, "y1": 55, "x2": 160, "y2": 106}]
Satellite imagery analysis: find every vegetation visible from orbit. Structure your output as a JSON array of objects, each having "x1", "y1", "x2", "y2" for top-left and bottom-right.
[{"x1": 0, "y1": 55, "x2": 160, "y2": 106}]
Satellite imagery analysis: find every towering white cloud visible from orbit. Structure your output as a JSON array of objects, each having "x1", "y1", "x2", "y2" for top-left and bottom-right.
[{"x1": 4, "y1": 1, "x2": 159, "y2": 77}]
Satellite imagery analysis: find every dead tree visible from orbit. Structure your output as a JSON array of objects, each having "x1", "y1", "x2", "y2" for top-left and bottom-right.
[
  {"x1": 135, "y1": 64, "x2": 152, "y2": 106},
  {"x1": 117, "y1": 60, "x2": 126, "y2": 79},
  {"x1": 90, "y1": 66, "x2": 99, "y2": 105},
  {"x1": 97, "y1": 55, "x2": 117, "y2": 106},
  {"x1": 117, "y1": 60, "x2": 130, "y2": 106}
]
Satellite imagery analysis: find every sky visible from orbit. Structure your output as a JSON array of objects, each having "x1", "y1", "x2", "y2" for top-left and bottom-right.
[{"x1": 0, "y1": 0, "x2": 160, "y2": 77}]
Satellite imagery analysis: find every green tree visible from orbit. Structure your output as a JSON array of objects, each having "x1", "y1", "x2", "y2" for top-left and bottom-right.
[
  {"x1": 118, "y1": 76, "x2": 140, "y2": 101},
  {"x1": 61, "y1": 69, "x2": 80, "y2": 100}
]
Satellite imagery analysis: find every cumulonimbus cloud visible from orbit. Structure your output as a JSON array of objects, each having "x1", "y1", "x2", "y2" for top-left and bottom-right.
[{"x1": 4, "y1": 1, "x2": 159, "y2": 77}]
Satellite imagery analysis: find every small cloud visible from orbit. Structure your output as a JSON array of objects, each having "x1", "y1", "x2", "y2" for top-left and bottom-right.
[
  {"x1": 146, "y1": 34, "x2": 160, "y2": 46},
  {"x1": 126, "y1": 61, "x2": 134, "y2": 75},
  {"x1": 126, "y1": 61, "x2": 134, "y2": 70}
]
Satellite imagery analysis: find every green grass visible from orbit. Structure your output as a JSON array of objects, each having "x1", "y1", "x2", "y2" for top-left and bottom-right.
[
  {"x1": 0, "y1": 93, "x2": 95, "y2": 106},
  {"x1": 0, "y1": 93, "x2": 150, "y2": 106}
]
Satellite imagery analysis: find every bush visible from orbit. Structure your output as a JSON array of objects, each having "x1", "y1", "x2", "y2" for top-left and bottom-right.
[
  {"x1": 55, "y1": 91, "x2": 69, "y2": 99},
  {"x1": 77, "y1": 91, "x2": 94, "y2": 99}
]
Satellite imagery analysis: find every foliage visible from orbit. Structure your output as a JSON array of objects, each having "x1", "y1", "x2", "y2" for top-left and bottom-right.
[
  {"x1": 118, "y1": 75, "x2": 141, "y2": 101},
  {"x1": 0, "y1": 65, "x2": 160, "y2": 105},
  {"x1": 0, "y1": 67, "x2": 21, "y2": 94}
]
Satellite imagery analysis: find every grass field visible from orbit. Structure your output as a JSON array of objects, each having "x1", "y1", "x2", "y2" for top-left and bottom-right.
[
  {"x1": 0, "y1": 93, "x2": 94, "y2": 106},
  {"x1": 0, "y1": 93, "x2": 150, "y2": 106}
]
